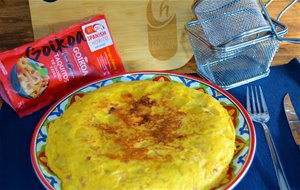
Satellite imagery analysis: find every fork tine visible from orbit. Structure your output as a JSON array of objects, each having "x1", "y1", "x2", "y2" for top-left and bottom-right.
[
  {"x1": 259, "y1": 86, "x2": 268, "y2": 113},
  {"x1": 254, "y1": 86, "x2": 262, "y2": 114},
  {"x1": 247, "y1": 86, "x2": 288, "y2": 189},
  {"x1": 246, "y1": 86, "x2": 252, "y2": 113},
  {"x1": 250, "y1": 86, "x2": 257, "y2": 114}
]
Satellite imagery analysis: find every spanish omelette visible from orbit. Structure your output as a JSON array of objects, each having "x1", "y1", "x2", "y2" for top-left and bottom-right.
[{"x1": 45, "y1": 80, "x2": 236, "y2": 190}]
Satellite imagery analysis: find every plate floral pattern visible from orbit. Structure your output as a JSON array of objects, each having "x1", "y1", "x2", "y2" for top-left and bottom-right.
[{"x1": 31, "y1": 72, "x2": 256, "y2": 190}]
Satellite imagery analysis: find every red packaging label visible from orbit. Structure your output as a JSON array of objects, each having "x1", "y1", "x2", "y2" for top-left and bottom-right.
[{"x1": 0, "y1": 15, "x2": 125, "y2": 117}]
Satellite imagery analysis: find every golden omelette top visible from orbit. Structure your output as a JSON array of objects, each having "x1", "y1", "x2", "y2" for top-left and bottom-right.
[{"x1": 45, "y1": 81, "x2": 236, "y2": 190}]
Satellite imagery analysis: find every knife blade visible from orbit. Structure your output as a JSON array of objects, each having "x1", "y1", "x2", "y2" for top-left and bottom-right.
[{"x1": 284, "y1": 93, "x2": 300, "y2": 150}]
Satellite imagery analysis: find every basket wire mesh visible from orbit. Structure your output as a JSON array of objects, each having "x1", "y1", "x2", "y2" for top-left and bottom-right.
[
  {"x1": 193, "y1": 0, "x2": 267, "y2": 46},
  {"x1": 186, "y1": 0, "x2": 299, "y2": 89}
]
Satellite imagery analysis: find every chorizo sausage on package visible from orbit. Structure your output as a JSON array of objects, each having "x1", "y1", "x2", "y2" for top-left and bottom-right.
[{"x1": 0, "y1": 15, "x2": 125, "y2": 117}]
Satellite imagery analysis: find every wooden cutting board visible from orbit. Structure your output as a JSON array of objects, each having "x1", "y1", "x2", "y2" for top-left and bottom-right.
[{"x1": 28, "y1": 0, "x2": 195, "y2": 71}]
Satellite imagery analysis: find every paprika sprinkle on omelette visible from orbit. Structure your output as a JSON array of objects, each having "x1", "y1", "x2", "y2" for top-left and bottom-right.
[{"x1": 46, "y1": 80, "x2": 236, "y2": 190}]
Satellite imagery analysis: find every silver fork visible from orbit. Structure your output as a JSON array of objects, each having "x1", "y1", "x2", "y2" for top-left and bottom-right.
[{"x1": 246, "y1": 86, "x2": 290, "y2": 190}]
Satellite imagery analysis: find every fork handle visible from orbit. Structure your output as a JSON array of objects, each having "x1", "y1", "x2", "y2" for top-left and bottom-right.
[{"x1": 261, "y1": 122, "x2": 290, "y2": 190}]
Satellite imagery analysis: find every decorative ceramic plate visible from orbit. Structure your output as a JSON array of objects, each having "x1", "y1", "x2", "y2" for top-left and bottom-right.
[{"x1": 31, "y1": 72, "x2": 256, "y2": 190}]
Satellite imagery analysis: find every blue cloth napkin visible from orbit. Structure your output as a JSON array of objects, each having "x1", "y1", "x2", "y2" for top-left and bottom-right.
[
  {"x1": 1, "y1": 59, "x2": 300, "y2": 189},
  {"x1": 229, "y1": 58, "x2": 300, "y2": 190}
]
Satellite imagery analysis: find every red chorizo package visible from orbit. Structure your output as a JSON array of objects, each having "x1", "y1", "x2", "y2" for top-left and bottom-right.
[{"x1": 0, "y1": 15, "x2": 125, "y2": 117}]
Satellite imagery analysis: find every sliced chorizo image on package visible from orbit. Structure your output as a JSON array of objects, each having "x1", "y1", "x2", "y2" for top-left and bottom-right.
[
  {"x1": 11, "y1": 57, "x2": 50, "y2": 99},
  {"x1": 0, "y1": 15, "x2": 125, "y2": 117}
]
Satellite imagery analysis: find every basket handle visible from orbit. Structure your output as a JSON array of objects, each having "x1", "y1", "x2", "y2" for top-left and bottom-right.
[{"x1": 259, "y1": 0, "x2": 300, "y2": 44}]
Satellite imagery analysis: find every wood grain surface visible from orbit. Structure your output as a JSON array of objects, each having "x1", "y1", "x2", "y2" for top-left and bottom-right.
[
  {"x1": 29, "y1": 0, "x2": 195, "y2": 71},
  {"x1": 0, "y1": 0, "x2": 300, "y2": 73},
  {"x1": 0, "y1": 0, "x2": 33, "y2": 51}
]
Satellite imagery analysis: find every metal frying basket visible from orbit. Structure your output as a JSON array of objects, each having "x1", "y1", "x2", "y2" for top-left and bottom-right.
[
  {"x1": 193, "y1": 0, "x2": 268, "y2": 47},
  {"x1": 186, "y1": 0, "x2": 300, "y2": 89}
]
